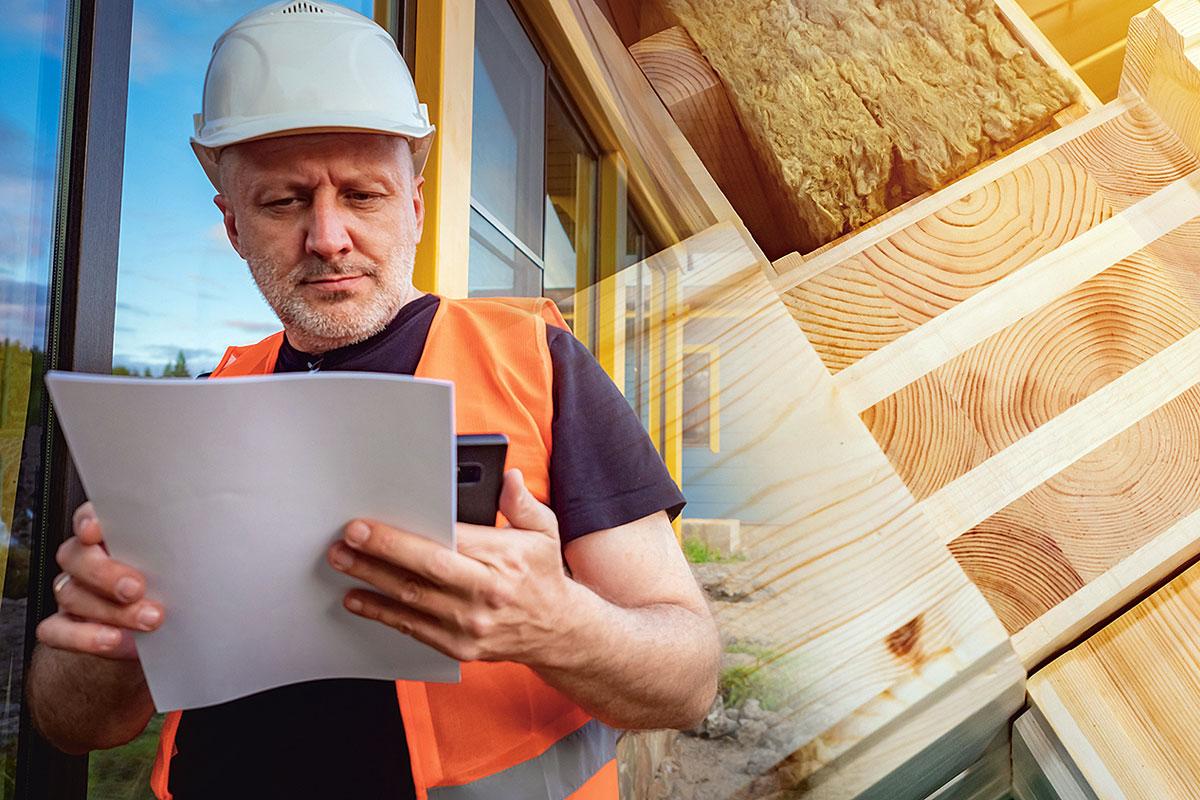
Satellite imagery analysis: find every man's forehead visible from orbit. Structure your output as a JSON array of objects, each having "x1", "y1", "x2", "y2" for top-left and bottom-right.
[{"x1": 222, "y1": 133, "x2": 409, "y2": 184}]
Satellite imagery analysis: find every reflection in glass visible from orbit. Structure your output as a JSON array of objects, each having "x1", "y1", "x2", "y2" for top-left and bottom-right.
[
  {"x1": 468, "y1": 208, "x2": 542, "y2": 298},
  {"x1": 470, "y1": 0, "x2": 545, "y2": 257},
  {"x1": 102, "y1": 2, "x2": 374, "y2": 796},
  {"x1": 0, "y1": 0, "x2": 67, "y2": 794},
  {"x1": 112, "y1": 0, "x2": 373, "y2": 379},
  {"x1": 623, "y1": 212, "x2": 651, "y2": 432},
  {"x1": 682, "y1": 351, "x2": 712, "y2": 448},
  {"x1": 543, "y1": 90, "x2": 596, "y2": 336}
]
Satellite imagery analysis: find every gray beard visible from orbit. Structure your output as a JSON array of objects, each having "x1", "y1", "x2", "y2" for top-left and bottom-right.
[{"x1": 243, "y1": 241, "x2": 417, "y2": 349}]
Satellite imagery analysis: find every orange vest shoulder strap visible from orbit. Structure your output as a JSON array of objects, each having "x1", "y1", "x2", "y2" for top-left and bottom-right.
[
  {"x1": 210, "y1": 332, "x2": 285, "y2": 378},
  {"x1": 472, "y1": 296, "x2": 569, "y2": 331}
]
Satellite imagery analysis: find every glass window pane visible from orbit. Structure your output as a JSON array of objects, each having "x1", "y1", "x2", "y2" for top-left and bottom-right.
[
  {"x1": 468, "y1": 208, "x2": 542, "y2": 298},
  {"x1": 0, "y1": 1, "x2": 68, "y2": 794},
  {"x1": 543, "y1": 90, "x2": 596, "y2": 335},
  {"x1": 682, "y1": 351, "x2": 711, "y2": 447},
  {"x1": 98, "y1": 2, "x2": 374, "y2": 797},
  {"x1": 470, "y1": 0, "x2": 544, "y2": 256}
]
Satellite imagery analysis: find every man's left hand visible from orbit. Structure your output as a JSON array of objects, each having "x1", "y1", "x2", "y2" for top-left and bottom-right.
[{"x1": 327, "y1": 468, "x2": 579, "y2": 665}]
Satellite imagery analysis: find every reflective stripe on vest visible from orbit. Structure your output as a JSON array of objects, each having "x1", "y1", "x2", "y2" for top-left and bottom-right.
[{"x1": 428, "y1": 720, "x2": 618, "y2": 800}]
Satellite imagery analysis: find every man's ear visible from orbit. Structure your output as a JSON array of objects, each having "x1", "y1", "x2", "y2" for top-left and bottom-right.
[
  {"x1": 413, "y1": 175, "x2": 426, "y2": 244},
  {"x1": 213, "y1": 194, "x2": 244, "y2": 257}
]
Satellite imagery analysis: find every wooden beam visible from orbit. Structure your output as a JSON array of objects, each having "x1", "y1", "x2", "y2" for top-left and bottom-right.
[
  {"x1": 833, "y1": 170, "x2": 1200, "y2": 414},
  {"x1": 1011, "y1": 708, "x2": 1098, "y2": 800},
  {"x1": 629, "y1": 26, "x2": 796, "y2": 260},
  {"x1": 513, "y1": 0, "x2": 743, "y2": 249},
  {"x1": 771, "y1": 100, "x2": 1131, "y2": 292},
  {"x1": 1026, "y1": 555, "x2": 1200, "y2": 796},
  {"x1": 411, "y1": 0, "x2": 473, "y2": 298},
  {"x1": 619, "y1": 221, "x2": 1019, "y2": 798},
  {"x1": 1122, "y1": 0, "x2": 1200, "y2": 159}
]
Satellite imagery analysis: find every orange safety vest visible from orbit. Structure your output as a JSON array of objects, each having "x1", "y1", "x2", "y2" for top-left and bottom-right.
[{"x1": 150, "y1": 297, "x2": 619, "y2": 800}]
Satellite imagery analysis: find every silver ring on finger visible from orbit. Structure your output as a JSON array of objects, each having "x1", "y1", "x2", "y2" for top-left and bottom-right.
[{"x1": 52, "y1": 573, "x2": 72, "y2": 595}]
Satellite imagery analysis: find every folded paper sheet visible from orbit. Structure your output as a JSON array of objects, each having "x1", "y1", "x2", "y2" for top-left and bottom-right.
[{"x1": 45, "y1": 371, "x2": 460, "y2": 711}]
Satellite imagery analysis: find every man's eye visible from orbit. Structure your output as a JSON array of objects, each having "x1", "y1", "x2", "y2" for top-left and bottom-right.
[
  {"x1": 347, "y1": 192, "x2": 378, "y2": 203},
  {"x1": 265, "y1": 197, "x2": 299, "y2": 208}
]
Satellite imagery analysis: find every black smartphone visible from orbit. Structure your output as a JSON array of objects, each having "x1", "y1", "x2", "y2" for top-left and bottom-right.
[{"x1": 456, "y1": 434, "x2": 508, "y2": 526}]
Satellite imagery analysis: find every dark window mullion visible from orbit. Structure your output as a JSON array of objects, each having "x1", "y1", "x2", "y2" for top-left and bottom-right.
[{"x1": 16, "y1": 1, "x2": 132, "y2": 799}]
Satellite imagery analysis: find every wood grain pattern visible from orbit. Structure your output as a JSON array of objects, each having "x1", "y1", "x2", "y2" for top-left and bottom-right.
[
  {"x1": 514, "y1": 0, "x2": 744, "y2": 249},
  {"x1": 785, "y1": 153, "x2": 1110, "y2": 375},
  {"x1": 1122, "y1": 0, "x2": 1200, "y2": 160},
  {"x1": 783, "y1": 101, "x2": 1200, "y2": 381},
  {"x1": 866, "y1": 251, "x2": 1200, "y2": 501},
  {"x1": 1056, "y1": 99, "x2": 1200, "y2": 209},
  {"x1": 951, "y1": 384, "x2": 1200, "y2": 635},
  {"x1": 1011, "y1": 708, "x2": 1098, "y2": 800},
  {"x1": 770, "y1": 100, "x2": 1131, "y2": 288},
  {"x1": 610, "y1": 222, "x2": 1021, "y2": 798},
  {"x1": 1027, "y1": 556, "x2": 1200, "y2": 798}
]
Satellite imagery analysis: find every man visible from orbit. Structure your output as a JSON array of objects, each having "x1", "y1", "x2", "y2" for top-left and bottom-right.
[{"x1": 26, "y1": 3, "x2": 720, "y2": 798}]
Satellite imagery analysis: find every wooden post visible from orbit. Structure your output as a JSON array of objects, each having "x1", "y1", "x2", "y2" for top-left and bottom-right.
[
  {"x1": 412, "y1": 0, "x2": 474, "y2": 298},
  {"x1": 1121, "y1": 0, "x2": 1200, "y2": 159}
]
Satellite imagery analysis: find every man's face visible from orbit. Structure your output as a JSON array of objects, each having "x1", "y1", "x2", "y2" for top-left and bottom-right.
[{"x1": 214, "y1": 132, "x2": 425, "y2": 353}]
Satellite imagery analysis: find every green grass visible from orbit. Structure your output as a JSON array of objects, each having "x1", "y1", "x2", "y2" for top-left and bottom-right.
[
  {"x1": 719, "y1": 646, "x2": 785, "y2": 711},
  {"x1": 682, "y1": 537, "x2": 743, "y2": 564},
  {"x1": 87, "y1": 715, "x2": 162, "y2": 800}
]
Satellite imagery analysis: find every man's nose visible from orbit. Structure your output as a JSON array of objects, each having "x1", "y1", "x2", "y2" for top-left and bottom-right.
[{"x1": 305, "y1": 193, "x2": 353, "y2": 260}]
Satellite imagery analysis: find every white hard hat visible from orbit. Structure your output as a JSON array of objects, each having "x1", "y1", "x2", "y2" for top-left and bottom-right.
[{"x1": 191, "y1": 0, "x2": 435, "y2": 190}]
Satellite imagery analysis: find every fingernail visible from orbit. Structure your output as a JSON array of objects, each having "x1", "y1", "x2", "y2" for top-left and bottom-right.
[
  {"x1": 116, "y1": 577, "x2": 141, "y2": 602},
  {"x1": 97, "y1": 629, "x2": 121, "y2": 649},
  {"x1": 330, "y1": 547, "x2": 354, "y2": 571},
  {"x1": 345, "y1": 521, "x2": 370, "y2": 547},
  {"x1": 345, "y1": 596, "x2": 364, "y2": 612},
  {"x1": 137, "y1": 606, "x2": 161, "y2": 630}
]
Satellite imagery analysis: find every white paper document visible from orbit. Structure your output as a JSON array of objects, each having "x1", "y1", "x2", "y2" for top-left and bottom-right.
[{"x1": 45, "y1": 370, "x2": 460, "y2": 711}]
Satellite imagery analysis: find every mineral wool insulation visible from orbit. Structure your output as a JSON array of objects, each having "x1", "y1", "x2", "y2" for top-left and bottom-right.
[{"x1": 664, "y1": 0, "x2": 1075, "y2": 251}]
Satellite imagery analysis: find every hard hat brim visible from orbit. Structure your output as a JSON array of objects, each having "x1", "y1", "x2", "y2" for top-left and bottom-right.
[{"x1": 192, "y1": 126, "x2": 434, "y2": 192}]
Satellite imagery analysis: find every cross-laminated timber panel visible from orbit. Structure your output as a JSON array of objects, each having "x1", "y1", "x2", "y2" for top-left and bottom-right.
[
  {"x1": 608, "y1": 222, "x2": 1023, "y2": 799},
  {"x1": 767, "y1": 0, "x2": 1200, "y2": 676}
]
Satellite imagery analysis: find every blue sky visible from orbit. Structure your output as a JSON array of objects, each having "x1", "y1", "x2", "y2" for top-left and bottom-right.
[{"x1": 0, "y1": 0, "x2": 66, "y2": 351}]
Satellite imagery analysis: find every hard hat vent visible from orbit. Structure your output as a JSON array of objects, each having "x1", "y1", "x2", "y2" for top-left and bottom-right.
[{"x1": 280, "y1": 1, "x2": 325, "y2": 13}]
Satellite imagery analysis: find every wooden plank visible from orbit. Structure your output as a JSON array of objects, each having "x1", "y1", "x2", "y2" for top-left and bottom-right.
[
  {"x1": 833, "y1": 169, "x2": 1200, "y2": 414},
  {"x1": 925, "y1": 732, "x2": 1012, "y2": 800},
  {"x1": 864, "y1": 250, "x2": 1200, "y2": 501},
  {"x1": 771, "y1": 100, "x2": 1131, "y2": 291},
  {"x1": 611, "y1": 221, "x2": 1020, "y2": 798},
  {"x1": 949, "y1": 381, "x2": 1200, "y2": 638},
  {"x1": 1122, "y1": 0, "x2": 1200, "y2": 160},
  {"x1": 411, "y1": 0, "x2": 474, "y2": 298},
  {"x1": 629, "y1": 26, "x2": 797, "y2": 260},
  {"x1": 1027, "y1": 556, "x2": 1200, "y2": 797},
  {"x1": 1011, "y1": 708, "x2": 1097, "y2": 800},
  {"x1": 919, "y1": 327, "x2": 1200, "y2": 547}
]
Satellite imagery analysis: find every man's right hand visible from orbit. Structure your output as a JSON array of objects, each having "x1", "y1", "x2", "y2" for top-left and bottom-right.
[{"x1": 36, "y1": 501, "x2": 163, "y2": 660}]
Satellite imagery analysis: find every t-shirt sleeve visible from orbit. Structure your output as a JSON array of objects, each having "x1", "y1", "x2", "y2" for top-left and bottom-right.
[{"x1": 546, "y1": 325, "x2": 686, "y2": 545}]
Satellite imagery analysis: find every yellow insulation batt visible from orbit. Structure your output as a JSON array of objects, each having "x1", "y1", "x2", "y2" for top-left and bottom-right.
[{"x1": 664, "y1": 0, "x2": 1076, "y2": 251}]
